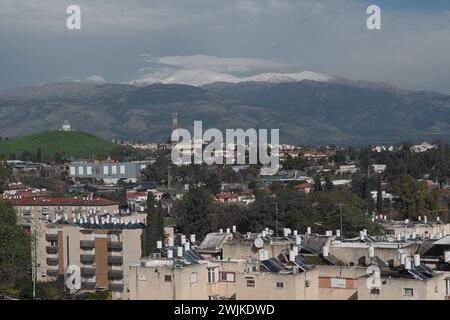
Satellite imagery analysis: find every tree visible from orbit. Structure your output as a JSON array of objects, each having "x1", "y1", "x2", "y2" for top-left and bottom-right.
[
  {"x1": 376, "y1": 176, "x2": 383, "y2": 214},
  {"x1": 324, "y1": 175, "x2": 334, "y2": 192},
  {"x1": 0, "y1": 205, "x2": 31, "y2": 285},
  {"x1": 205, "y1": 172, "x2": 221, "y2": 195},
  {"x1": 143, "y1": 193, "x2": 158, "y2": 256},
  {"x1": 174, "y1": 186, "x2": 216, "y2": 239},
  {"x1": 314, "y1": 174, "x2": 322, "y2": 192}
]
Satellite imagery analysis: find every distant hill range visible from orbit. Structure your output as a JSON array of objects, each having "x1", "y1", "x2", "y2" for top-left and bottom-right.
[
  {"x1": 1, "y1": 75, "x2": 450, "y2": 146},
  {"x1": 0, "y1": 130, "x2": 127, "y2": 159}
]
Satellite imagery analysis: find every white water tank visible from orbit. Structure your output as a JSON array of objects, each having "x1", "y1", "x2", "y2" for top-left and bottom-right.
[
  {"x1": 184, "y1": 242, "x2": 190, "y2": 251},
  {"x1": 369, "y1": 246, "x2": 375, "y2": 258},
  {"x1": 289, "y1": 250, "x2": 296, "y2": 262},
  {"x1": 405, "y1": 257, "x2": 412, "y2": 270},
  {"x1": 444, "y1": 251, "x2": 450, "y2": 263},
  {"x1": 293, "y1": 246, "x2": 299, "y2": 254},
  {"x1": 293, "y1": 230, "x2": 298, "y2": 236},
  {"x1": 156, "y1": 241, "x2": 162, "y2": 249},
  {"x1": 232, "y1": 225, "x2": 237, "y2": 233},
  {"x1": 414, "y1": 254, "x2": 421, "y2": 267},
  {"x1": 295, "y1": 235, "x2": 301, "y2": 245},
  {"x1": 226, "y1": 228, "x2": 231, "y2": 234},
  {"x1": 177, "y1": 246, "x2": 183, "y2": 257},
  {"x1": 306, "y1": 227, "x2": 311, "y2": 235},
  {"x1": 323, "y1": 246, "x2": 329, "y2": 257},
  {"x1": 190, "y1": 234, "x2": 196, "y2": 242},
  {"x1": 400, "y1": 253, "x2": 406, "y2": 265},
  {"x1": 336, "y1": 230, "x2": 341, "y2": 238},
  {"x1": 167, "y1": 250, "x2": 173, "y2": 259}
]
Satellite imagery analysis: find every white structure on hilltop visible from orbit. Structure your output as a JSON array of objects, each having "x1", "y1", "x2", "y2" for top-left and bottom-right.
[{"x1": 62, "y1": 120, "x2": 71, "y2": 132}]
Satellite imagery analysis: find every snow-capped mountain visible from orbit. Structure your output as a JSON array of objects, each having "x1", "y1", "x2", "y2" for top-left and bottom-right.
[{"x1": 129, "y1": 70, "x2": 331, "y2": 86}]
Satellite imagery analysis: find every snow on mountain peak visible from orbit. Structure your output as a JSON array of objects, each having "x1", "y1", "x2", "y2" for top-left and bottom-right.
[{"x1": 129, "y1": 70, "x2": 331, "y2": 86}]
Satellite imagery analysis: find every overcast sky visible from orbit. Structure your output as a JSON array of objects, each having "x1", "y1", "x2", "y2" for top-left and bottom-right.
[{"x1": 1, "y1": 0, "x2": 450, "y2": 93}]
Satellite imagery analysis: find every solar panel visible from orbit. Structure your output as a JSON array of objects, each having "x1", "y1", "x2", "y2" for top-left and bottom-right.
[
  {"x1": 408, "y1": 269, "x2": 428, "y2": 280},
  {"x1": 372, "y1": 256, "x2": 389, "y2": 268},
  {"x1": 294, "y1": 256, "x2": 311, "y2": 271},
  {"x1": 261, "y1": 259, "x2": 283, "y2": 273}
]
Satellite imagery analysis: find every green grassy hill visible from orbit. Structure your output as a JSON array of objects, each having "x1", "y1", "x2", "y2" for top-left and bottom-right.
[{"x1": 0, "y1": 131, "x2": 127, "y2": 160}]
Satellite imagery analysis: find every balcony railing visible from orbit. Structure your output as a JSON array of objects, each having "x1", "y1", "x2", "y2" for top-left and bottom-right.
[
  {"x1": 81, "y1": 281, "x2": 97, "y2": 290},
  {"x1": 80, "y1": 254, "x2": 96, "y2": 264},
  {"x1": 80, "y1": 240, "x2": 95, "y2": 249},
  {"x1": 46, "y1": 269, "x2": 59, "y2": 277},
  {"x1": 80, "y1": 267, "x2": 96, "y2": 278},
  {"x1": 108, "y1": 283, "x2": 124, "y2": 292},
  {"x1": 46, "y1": 234, "x2": 58, "y2": 242},
  {"x1": 107, "y1": 242, "x2": 123, "y2": 251},
  {"x1": 108, "y1": 270, "x2": 123, "y2": 280},
  {"x1": 46, "y1": 257, "x2": 59, "y2": 266},
  {"x1": 107, "y1": 256, "x2": 123, "y2": 265},
  {"x1": 46, "y1": 246, "x2": 58, "y2": 254}
]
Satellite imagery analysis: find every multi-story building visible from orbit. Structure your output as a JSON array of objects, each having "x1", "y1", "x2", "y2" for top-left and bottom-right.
[
  {"x1": 33, "y1": 218, "x2": 143, "y2": 300},
  {"x1": 1, "y1": 196, "x2": 119, "y2": 226},
  {"x1": 69, "y1": 160, "x2": 145, "y2": 184}
]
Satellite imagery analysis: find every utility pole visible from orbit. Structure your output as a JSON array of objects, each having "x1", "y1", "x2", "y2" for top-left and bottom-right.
[{"x1": 32, "y1": 226, "x2": 37, "y2": 300}]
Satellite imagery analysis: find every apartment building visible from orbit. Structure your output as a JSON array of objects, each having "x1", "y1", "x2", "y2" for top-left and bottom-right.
[
  {"x1": 1, "y1": 196, "x2": 119, "y2": 226},
  {"x1": 381, "y1": 218, "x2": 450, "y2": 239},
  {"x1": 34, "y1": 219, "x2": 143, "y2": 300},
  {"x1": 69, "y1": 160, "x2": 144, "y2": 184}
]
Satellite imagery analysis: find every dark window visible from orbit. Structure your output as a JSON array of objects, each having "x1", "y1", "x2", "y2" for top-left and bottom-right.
[
  {"x1": 246, "y1": 279, "x2": 255, "y2": 287},
  {"x1": 276, "y1": 282, "x2": 284, "y2": 289},
  {"x1": 403, "y1": 288, "x2": 414, "y2": 297},
  {"x1": 164, "y1": 275, "x2": 172, "y2": 282}
]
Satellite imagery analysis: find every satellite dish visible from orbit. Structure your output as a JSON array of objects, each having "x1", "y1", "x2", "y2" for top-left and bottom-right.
[{"x1": 254, "y1": 237, "x2": 264, "y2": 249}]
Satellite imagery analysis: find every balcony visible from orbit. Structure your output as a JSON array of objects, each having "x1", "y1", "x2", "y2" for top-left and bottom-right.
[
  {"x1": 80, "y1": 254, "x2": 96, "y2": 264},
  {"x1": 80, "y1": 240, "x2": 95, "y2": 249},
  {"x1": 46, "y1": 257, "x2": 59, "y2": 266},
  {"x1": 80, "y1": 267, "x2": 96, "y2": 278},
  {"x1": 108, "y1": 270, "x2": 123, "y2": 280},
  {"x1": 46, "y1": 269, "x2": 59, "y2": 277},
  {"x1": 108, "y1": 283, "x2": 124, "y2": 292},
  {"x1": 46, "y1": 246, "x2": 58, "y2": 254},
  {"x1": 46, "y1": 234, "x2": 58, "y2": 242},
  {"x1": 81, "y1": 281, "x2": 96, "y2": 291},
  {"x1": 107, "y1": 242, "x2": 123, "y2": 251},
  {"x1": 107, "y1": 256, "x2": 123, "y2": 265}
]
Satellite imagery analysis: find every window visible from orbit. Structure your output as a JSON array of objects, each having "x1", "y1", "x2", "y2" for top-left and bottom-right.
[
  {"x1": 190, "y1": 272, "x2": 197, "y2": 284},
  {"x1": 246, "y1": 279, "x2": 255, "y2": 287},
  {"x1": 275, "y1": 282, "x2": 284, "y2": 289},
  {"x1": 86, "y1": 166, "x2": 92, "y2": 175},
  {"x1": 103, "y1": 166, "x2": 109, "y2": 175},
  {"x1": 111, "y1": 165, "x2": 117, "y2": 175},
  {"x1": 69, "y1": 166, "x2": 76, "y2": 176},
  {"x1": 78, "y1": 166, "x2": 84, "y2": 175},
  {"x1": 120, "y1": 165, "x2": 126, "y2": 174},
  {"x1": 220, "y1": 272, "x2": 235, "y2": 283},
  {"x1": 164, "y1": 275, "x2": 172, "y2": 282},
  {"x1": 208, "y1": 267, "x2": 218, "y2": 283},
  {"x1": 403, "y1": 288, "x2": 414, "y2": 297},
  {"x1": 446, "y1": 279, "x2": 450, "y2": 296}
]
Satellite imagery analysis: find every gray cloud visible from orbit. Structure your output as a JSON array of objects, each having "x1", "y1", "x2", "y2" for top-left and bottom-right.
[{"x1": 0, "y1": 0, "x2": 449, "y2": 93}]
